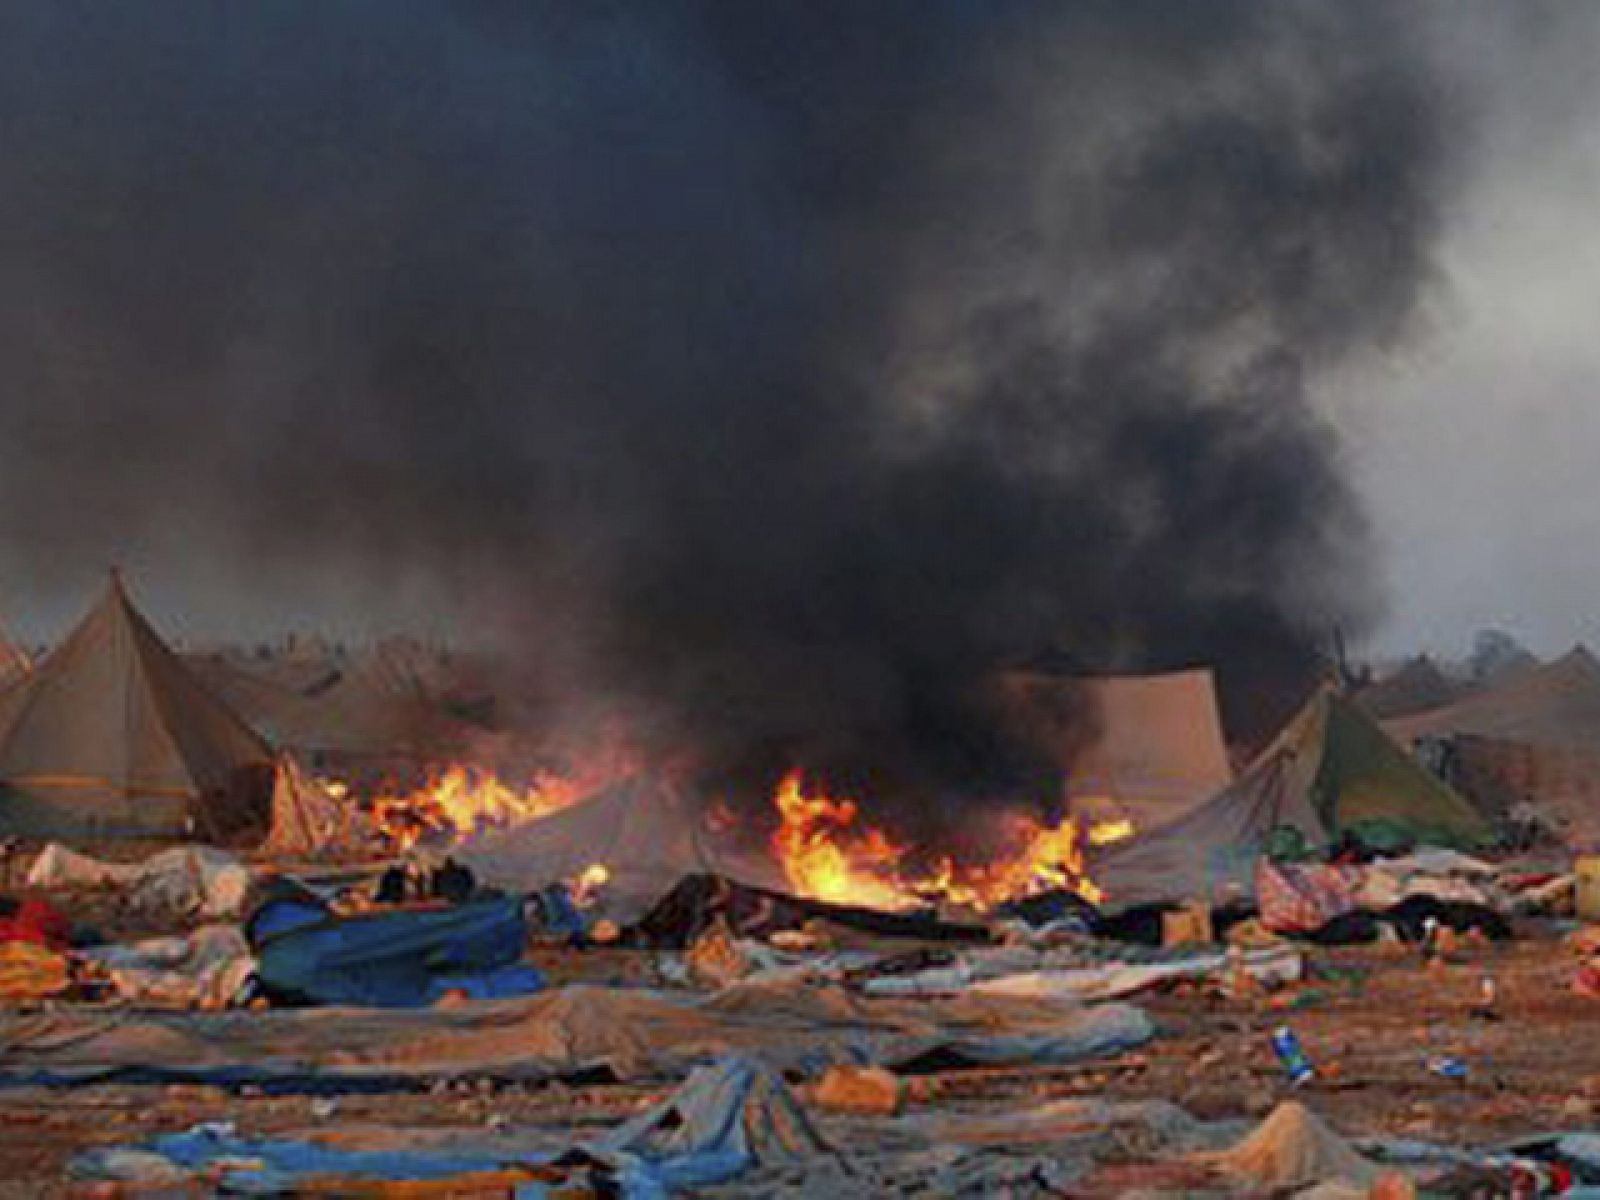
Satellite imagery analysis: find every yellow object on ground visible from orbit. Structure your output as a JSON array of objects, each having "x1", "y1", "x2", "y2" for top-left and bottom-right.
[
  {"x1": 0, "y1": 940, "x2": 71, "y2": 1000},
  {"x1": 1577, "y1": 857, "x2": 1600, "y2": 921}
]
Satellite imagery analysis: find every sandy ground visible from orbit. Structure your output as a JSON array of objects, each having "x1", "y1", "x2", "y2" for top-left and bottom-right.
[{"x1": 1, "y1": 928, "x2": 1593, "y2": 1194}]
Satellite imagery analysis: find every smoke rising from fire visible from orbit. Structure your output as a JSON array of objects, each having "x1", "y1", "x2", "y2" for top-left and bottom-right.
[{"x1": 0, "y1": 5, "x2": 1459, "y2": 823}]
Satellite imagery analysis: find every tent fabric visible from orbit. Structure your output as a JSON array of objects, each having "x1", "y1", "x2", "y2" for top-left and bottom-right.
[
  {"x1": 1094, "y1": 687, "x2": 1491, "y2": 908},
  {"x1": 72, "y1": 1057, "x2": 820, "y2": 1197},
  {"x1": 1387, "y1": 645, "x2": 1600, "y2": 749},
  {"x1": 999, "y1": 668, "x2": 1233, "y2": 833},
  {"x1": 72, "y1": 1127, "x2": 568, "y2": 1196},
  {"x1": 261, "y1": 753, "x2": 374, "y2": 859},
  {"x1": 251, "y1": 895, "x2": 543, "y2": 1008},
  {"x1": 593, "y1": 1056, "x2": 833, "y2": 1195},
  {"x1": 462, "y1": 779, "x2": 785, "y2": 922},
  {"x1": 0, "y1": 575, "x2": 274, "y2": 840},
  {"x1": 1385, "y1": 648, "x2": 1600, "y2": 845},
  {"x1": 188, "y1": 639, "x2": 478, "y2": 767},
  {"x1": 0, "y1": 620, "x2": 28, "y2": 691},
  {"x1": 0, "y1": 979, "x2": 1154, "y2": 1087},
  {"x1": 1354, "y1": 656, "x2": 1466, "y2": 721}
]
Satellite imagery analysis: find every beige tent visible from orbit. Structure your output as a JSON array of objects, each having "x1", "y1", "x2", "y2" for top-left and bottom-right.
[
  {"x1": 0, "y1": 574, "x2": 274, "y2": 840},
  {"x1": 1354, "y1": 655, "x2": 1466, "y2": 721},
  {"x1": 1386, "y1": 646, "x2": 1600, "y2": 844},
  {"x1": 186, "y1": 640, "x2": 477, "y2": 768},
  {"x1": 0, "y1": 609, "x2": 29, "y2": 690},
  {"x1": 1387, "y1": 646, "x2": 1600, "y2": 747},
  {"x1": 1000, "y1": 667, "x2": 1233, "y2": 834}
]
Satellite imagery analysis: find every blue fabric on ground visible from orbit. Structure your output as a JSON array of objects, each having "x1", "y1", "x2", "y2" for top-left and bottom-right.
[
  {"x1": 75, "y1": 1125, "x2": 557, "y2": 1194},
  {"x1": 253, "y1": 897, "x2": 542, "y2": 1008},
  {"x1": 245, "y1": 897, "x2": 330, "y2": 945},
  {"x1": 70, "y1": 1056, "x2": 821, "y2": 1197},
  {"x1": 429, "y1": 962, "x2": 547, "y2": 1002}
]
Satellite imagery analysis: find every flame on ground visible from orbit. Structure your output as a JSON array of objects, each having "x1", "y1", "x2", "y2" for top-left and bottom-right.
[{"x1": 769, "y1": 770, "x2": 1135, "y2": 912}]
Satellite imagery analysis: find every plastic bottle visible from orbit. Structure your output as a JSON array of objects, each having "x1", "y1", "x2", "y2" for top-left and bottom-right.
[{"x1": 1270, "y1": 1025, "x2": 1315, "y2": 1086}]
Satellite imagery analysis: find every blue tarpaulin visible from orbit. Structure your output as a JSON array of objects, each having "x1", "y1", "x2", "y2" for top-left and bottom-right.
[{"x1": 251, "y1": 896, "x2": 544, "y2": 1008}]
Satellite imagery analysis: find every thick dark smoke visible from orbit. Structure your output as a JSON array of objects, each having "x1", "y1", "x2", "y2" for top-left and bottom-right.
[{"x1": 0, "y1": 3, "x2": 1454, "y2": 827}]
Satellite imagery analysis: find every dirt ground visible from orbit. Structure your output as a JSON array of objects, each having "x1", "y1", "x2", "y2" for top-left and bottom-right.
[{"x1": 1, "y1": 929, "x2": 1591, "y2": 1195}]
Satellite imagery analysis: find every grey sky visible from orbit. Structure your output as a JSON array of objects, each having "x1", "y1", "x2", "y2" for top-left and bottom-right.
[{"x1": 1344, "y1": 5, "x2": 1600, "y2": 659}]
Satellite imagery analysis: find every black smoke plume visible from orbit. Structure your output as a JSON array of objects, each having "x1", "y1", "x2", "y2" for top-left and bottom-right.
[{"x1": 0, "y1": 4, "x2": 1453, "y2": 832}]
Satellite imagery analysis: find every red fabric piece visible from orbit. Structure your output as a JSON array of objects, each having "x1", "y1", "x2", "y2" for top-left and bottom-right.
[
  {"x1": 1256, "y1": 860, "x2": 1359, "y2": 934},
  {"x1": 0, "y1": 898, "x2": 71, "y2": 950}
]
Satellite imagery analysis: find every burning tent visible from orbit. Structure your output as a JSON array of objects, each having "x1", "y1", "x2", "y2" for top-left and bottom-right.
[
  {"x1": 460, "y1": 776, "x2": 785, "y2": 920},
  {"x1": 0, "y1": 573, "x2": 275, "y2": 841},
  {"x1": 1045, "y1": 668, "x2": 1233, "y2": 834},
  {"x1": 1092, "y1": 685, "x2": 1491, "y2": 908}
]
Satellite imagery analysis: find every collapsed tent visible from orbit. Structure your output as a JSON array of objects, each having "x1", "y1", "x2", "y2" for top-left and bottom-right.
[
  {"x1": 0, "y1": 575, "x2": 274, "y2": 840},
  {"x1": 1093, "y1": 686, "x2": 1492, "y2": 907},
  {"x1": 462, "y1": 778, "x2": 785, "y2": 920},
  {"x1": 1387, "y1": 646, "x2": 1600, "y2": 845},
  {"x1": 260, "y1": 753, "x2": 376, "y2": 859},
  {"x1": 0, "y1": 978, "x2": 1154, "y2": 1087},
  {"x1": 998, "y1": 668, "x2": 1233, "y2": 833}
]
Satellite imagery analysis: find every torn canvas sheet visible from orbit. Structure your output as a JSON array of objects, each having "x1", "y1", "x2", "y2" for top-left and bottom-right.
[{"x1": 0, "y1": 980, "x2": 1153, "y2": 1088}]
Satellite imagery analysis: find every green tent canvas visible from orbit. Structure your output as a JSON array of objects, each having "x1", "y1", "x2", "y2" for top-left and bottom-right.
[{"x1": 1093, "y1": 685, "x2": 1491, "y2": 908}]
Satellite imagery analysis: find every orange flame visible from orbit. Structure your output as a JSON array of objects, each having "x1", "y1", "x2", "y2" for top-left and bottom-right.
[
  {"x1": 571, "y1": 862, "x2": 611, "y2": 906},
  {"x1": 367, "y1": 764, "x2": 592, "y2": 850},
  {"x1": 769, "y1": 770, "x2": 1134, "y2": 911}
]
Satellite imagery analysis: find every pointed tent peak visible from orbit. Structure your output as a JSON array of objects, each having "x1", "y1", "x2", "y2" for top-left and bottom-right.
[
  {"x1": 1355, "y1": 654, "x2": 1463, "y2": 721},
  {"x1": 1555, "y1": 643, "x2": 1600, "y2": 677}
]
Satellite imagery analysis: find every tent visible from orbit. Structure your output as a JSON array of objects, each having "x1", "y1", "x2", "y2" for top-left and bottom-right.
[
  {"x1": 0, "y1": 610, "x2": 28, "y2": 691},
  {"x1": 1093, "y1": 686, "x2": 1491, "y2": 908},
  {"x1": 187, "y1": 638, "x2": 482, "y2": 768},
  {"x1": 461, "y1": 777, "x2": 784, "y2": 920},
  {"x1": 999, "y1": 667, "x2": 1233, "y2": 833},
  {"x1": 1387, "y1": 645, "x2": 1600, "y2": 747},
  {"x1": 261, "y1": 752, "x2": 376, "y2": 859},
  {"x1": 1354, "y1": 655, "x2": 1466, "y2": 721},
  {"x1": 1385, "y1": 646, "x2": 1600, "y2": 844},
  {"x1": 0, "y1": 574, "x2": 275, "y2": 840}
]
